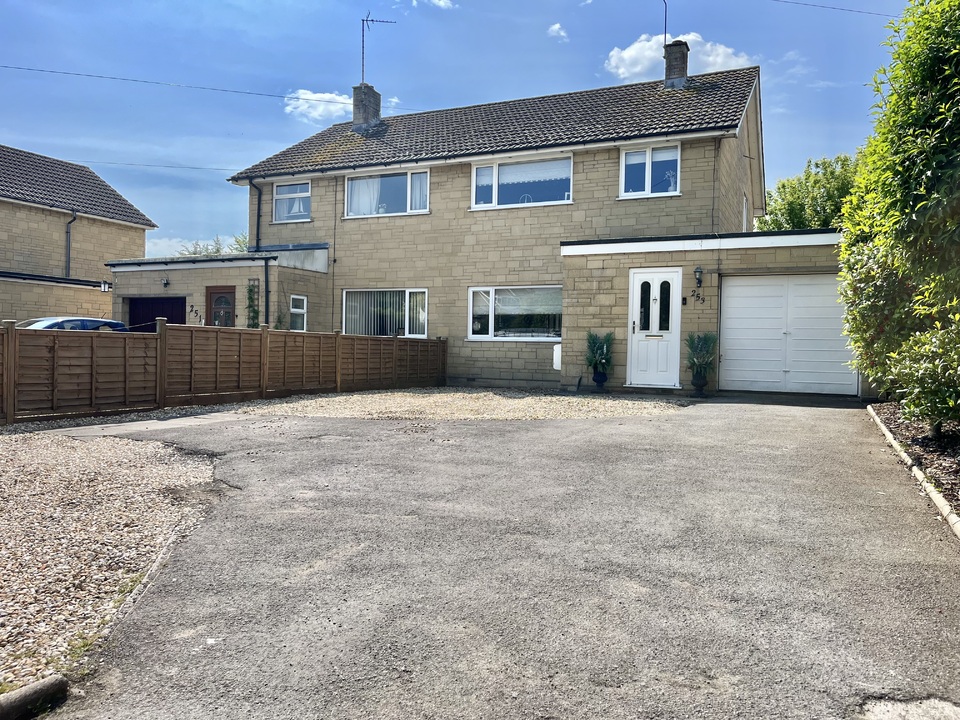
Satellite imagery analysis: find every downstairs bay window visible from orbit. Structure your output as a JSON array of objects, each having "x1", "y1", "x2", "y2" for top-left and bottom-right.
[
  {"x1": 469, "y1": 286, "x2": 562, "y2": 340},
  {"x1": 346, "y1": 171, "x2": 429, "y2": 217},
  {"x1": 343, "y1": 289, "x2": 427, "y2": 338}
]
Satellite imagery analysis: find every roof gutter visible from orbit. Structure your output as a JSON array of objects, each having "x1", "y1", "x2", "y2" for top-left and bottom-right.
[{"x1": 0, "y1": 196, "x2": 157, "y2": 229}]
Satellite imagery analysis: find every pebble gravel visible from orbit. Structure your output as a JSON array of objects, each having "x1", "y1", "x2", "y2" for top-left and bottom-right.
[
  {"x1": 0, "y1": 387, "x2": 684, "y2": 694},
  {"x1": 0, "y1": 435, "x2": 214, "y2": 692}
]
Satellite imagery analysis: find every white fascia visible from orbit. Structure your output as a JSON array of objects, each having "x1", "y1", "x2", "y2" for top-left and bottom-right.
[{"x1": 560, "y1": 231, "x2": 840, "y2": 257}]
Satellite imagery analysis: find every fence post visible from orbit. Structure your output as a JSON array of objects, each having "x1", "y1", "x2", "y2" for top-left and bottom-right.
[
  {"x1": 2, "y1": 320, "x2": 15, "y2": 424},
  {"x1": 260, "y1": 324, "x2": 270, "y2": 398},
  {"x1": 156, "y1": 317, "x2": 167, "y2": 409},
  {"x1": 392, "y1": 333, "x2": 400, "y2": 388},
  {"x1": 335, "y1": 331, "x2": 342, "y2": 393},
  {"x1": 439, "y1": 337, "x2": 448, "y2": 385}
]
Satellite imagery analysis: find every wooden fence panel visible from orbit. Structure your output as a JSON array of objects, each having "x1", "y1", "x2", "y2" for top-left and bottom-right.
[
  {"x1": 166, "y1": 326, "x2": 263, "y2": 401},
  {"x1": 2, "y1": 324, "x2": 445, "y2": 423},
  {"x1": 14, "y1": 330, "x2": 159, "y2": 417}
]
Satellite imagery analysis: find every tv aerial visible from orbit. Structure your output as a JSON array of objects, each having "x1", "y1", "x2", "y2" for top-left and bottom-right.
[{"x1": 361, "y1": 12, "x2": 396, "y2": 84}]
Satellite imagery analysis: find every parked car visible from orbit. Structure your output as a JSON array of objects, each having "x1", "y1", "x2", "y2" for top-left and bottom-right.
[{"x1": 15, "y1": 317, "x2": 129, "y2": 331}]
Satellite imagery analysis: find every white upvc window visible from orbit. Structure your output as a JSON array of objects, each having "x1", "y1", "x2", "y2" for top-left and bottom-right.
[
  {"x1": 290, "y1": 295, "x2": 307, "y2": 331},
  {"x1": 468, "y1": 285, "x2": 562, "y2": 341},
  {"x1": 345, "y1": 170, "x2": 429, "y2": 217},
  {"x1": 620, "y1": 144, "x2": 681, "y2": 198},
  {"x1": 342, "y1": 289, "x2": 428, "y2": 338},
  {"x1": 274, "y1": 182, "x2": 311, "y2": 223},
  {"x1": 472, "y1": 156, "x2": 573, "y2": 209}
]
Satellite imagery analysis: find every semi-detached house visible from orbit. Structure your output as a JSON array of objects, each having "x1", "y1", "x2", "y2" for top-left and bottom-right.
[
  {"x1": 0, "y1": 144, "x2": 155, "y2": 322},
  {"x1": 221, "y1": 40, "x2": 858, "y2": 396}
]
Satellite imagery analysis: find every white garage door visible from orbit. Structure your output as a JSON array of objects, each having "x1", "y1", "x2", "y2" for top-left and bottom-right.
[{"x1": 719, "y1": 274, "x2": 857, "y2": 395}]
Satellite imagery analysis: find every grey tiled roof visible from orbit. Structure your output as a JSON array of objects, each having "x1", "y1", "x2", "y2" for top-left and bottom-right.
[
  {"x1": 231, "y1": 66, "x2": 759, "y2": 181},
  {"x1": 0, "y1": 144, "x2": 157, "y2": 227}
]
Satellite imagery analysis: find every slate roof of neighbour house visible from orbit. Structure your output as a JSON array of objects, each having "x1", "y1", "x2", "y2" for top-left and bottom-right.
[
  {"x1": 0, "y1": 144, "x2": 157, "y2": 227},
  {"x1": 231, "y1": 66, "x2": 759, "y2": 181}
]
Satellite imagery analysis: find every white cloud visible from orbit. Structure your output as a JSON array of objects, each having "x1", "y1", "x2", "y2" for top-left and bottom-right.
[
  {"x1": 548, "y1": 23, "x2": 569, "y2": 42},
  {"x1": 283, "y1": 89, "x2": 352, "y2": 125},
  {"x1": 384, "y1": 96, "x2": 402, "y2": 116},
  {"x1": 412, "y1": 0, "x2": 455, "y2": 7},
  {"x1": 604, "y1": 32, "x2": 755, "y2": 83}
]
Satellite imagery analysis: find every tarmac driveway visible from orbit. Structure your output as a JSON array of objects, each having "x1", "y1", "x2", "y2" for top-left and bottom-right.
[{"x1": 52, "y1": 399, "x2": 960, "y2": 719}]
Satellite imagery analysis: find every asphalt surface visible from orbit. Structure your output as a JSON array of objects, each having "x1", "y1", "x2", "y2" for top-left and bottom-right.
[{"x1": 49, "y1": 400, "x2": 960, "y2": 719}]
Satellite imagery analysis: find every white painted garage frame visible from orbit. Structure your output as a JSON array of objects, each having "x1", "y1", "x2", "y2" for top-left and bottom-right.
[{"x1": 718, "y1": 274, "x2": 858, "y2": 395}]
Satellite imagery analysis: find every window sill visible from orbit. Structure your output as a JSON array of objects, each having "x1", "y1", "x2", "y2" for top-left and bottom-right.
[
  {"x1": 270, "y1": 219, "x2": 313, "y2": 225},
  {"x1": 469, "y1": 200, "x2": 574, "y2": 212},
  {"x1": 617, "y1": 192, "x2": 682, "y2": 200},
  {"x1": 342, "y1": 211, "x2": 431, "y2": 220},
  {"x1": 466, "y1": 337, "x2": 561, "y2": 343}
]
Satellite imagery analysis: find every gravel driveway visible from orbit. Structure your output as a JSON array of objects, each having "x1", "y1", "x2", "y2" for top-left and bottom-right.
[{"x1": 28, "y1": 390, "x2": 960, "y2": 719}]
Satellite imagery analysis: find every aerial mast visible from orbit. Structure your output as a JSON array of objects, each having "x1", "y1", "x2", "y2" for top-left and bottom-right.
[{"x1": 361, "y1": 12, "x2": 396, "y2": 84}]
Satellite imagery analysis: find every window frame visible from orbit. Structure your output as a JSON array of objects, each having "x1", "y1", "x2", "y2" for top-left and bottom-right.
[
  {"x1": 272, "y1": 181, "x2": 312, "y2": 223},
  {"x1": 343, "y1": 169, "x2": 430, "y2": 218},
  {"x1": 289, "y1": 294, "x2": 307, "y2": 332},
  {"x1": 470, "y1": 155, "x2": 574, "y2": 210},
  {"x1": 341, "y1": 288, "x2": 429, "y2": 339},
  {"x1": 618, "y1": 143, "x2": 681, "y2": 199},
  {"x1": 467, "y1": 285, "x2": 563, "y2": 342}
]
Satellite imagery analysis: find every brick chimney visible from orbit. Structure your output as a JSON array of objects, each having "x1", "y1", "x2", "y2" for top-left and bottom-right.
[
  {"x1": 664, "y1": 39, "x2": 690, "y2": 89},
  {"x1": 352, "y1": 83, "x2": 382, "y2": 133}
]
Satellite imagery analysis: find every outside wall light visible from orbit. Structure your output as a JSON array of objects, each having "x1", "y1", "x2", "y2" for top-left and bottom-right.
[
  {"x1": 100, "y1": 280, "x2": 110, "y2": 292},
  {"x1": 161, "y1": 277, "x2": 170, "y2": 288},
  {"x1": 694, "y1": 266, "x2": 703, "y2": 288}
]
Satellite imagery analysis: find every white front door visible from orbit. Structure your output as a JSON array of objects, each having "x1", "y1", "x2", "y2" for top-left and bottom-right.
[{"x1": 627, "y1": 268, "x2": 682, "y2": 387}]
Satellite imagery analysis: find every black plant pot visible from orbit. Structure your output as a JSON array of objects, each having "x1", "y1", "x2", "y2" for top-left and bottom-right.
[
  {"x1": 690, "y1": 370, "x2": 708, "y2": 398},
  {"x1": 592, "y1": 369, "x2": 608, "y2": 393}
]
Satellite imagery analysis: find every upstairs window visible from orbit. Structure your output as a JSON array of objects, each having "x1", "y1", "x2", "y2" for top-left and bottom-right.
[
  {"x1": 346, "y1": 171, "x2": 429, "y2": 217},
  {"x1": 473, "y1": 157, "x2": 572, "y2": 209},
  {"x1": 621, "y1": 145, "x2": 680, "y2": 197},
  {"x1": 274, "y1": 182, "x2": 311, "y2": 223}
]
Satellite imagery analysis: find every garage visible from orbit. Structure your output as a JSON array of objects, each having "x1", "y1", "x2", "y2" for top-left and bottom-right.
[{"x1": 718, "y1": 274, "x2": 858, "y2": 395}]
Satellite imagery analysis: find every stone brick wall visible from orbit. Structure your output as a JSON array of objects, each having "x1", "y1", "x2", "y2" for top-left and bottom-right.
[
  {"x1": 0, "y1": 279, "x2": 112, "y2": 322},
  {"x1": 0, "y1": 200, "x2": 145, "y2": 281},
  {"x1": 560, "y1": 241, "x2": 842, "y2": 392},
  {"x1": 243, "y1": 134, "x2": 761, "y2": 388}
]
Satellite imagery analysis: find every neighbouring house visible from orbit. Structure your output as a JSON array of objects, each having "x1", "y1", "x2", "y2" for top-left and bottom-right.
[
  {"x1": 0, "y1": 144, "x2": 156, "y2": 322},
  {"x1": 224, "y1": 40, "x2": 859, "y2": 395},
  {"x1": 106, "y1": 243, "x2": 329, "y2": 332}
]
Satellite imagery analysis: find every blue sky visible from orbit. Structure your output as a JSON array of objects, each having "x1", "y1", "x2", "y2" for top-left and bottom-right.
[{"x1": 1, "y1": 0, "x2": 905, "y2": 257}]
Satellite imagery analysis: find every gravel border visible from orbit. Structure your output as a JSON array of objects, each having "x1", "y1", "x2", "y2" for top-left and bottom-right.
[
  {"x1": 867, "y1": 404, "x2": 960, "y2": 543},
  {"x1": 0, "y1": 435, "x2": 217, "y2": 695}
]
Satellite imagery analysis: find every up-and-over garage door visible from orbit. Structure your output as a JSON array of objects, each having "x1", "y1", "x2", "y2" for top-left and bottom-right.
[{"x1": 719, "y1": 274, "x2": 858, "y2": 395}]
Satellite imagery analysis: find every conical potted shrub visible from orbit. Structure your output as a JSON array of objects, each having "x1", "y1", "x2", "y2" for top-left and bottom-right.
[
  {"x1": 685, "y1": 332, "x2": 718, "y2": 398},
  {"x1": 585, "y1": 331, "x2": 615, "y2": 392}
]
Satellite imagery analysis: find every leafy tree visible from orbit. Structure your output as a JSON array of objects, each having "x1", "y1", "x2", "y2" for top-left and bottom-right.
[
  {"x1": 756, "y1": 154, "x2": 857, "y2": 231},
  {"x1": 177, "y1": 232, "x2": 249, "y2": 256},
  {"x1": 840, "y1": 0, "x2": 960, "y2": 433}
]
